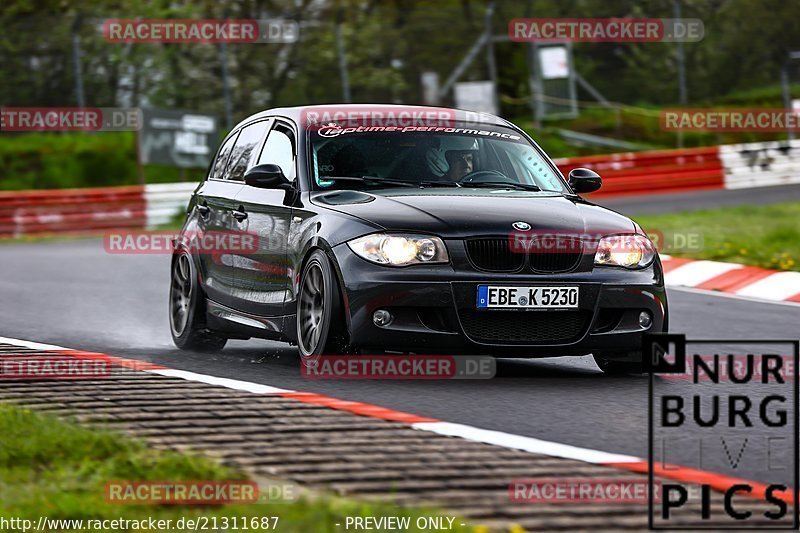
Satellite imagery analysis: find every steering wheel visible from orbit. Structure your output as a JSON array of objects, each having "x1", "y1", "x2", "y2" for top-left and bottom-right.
[{"x1": 458, "y1": 169, "x2": 513, "y2": 185}]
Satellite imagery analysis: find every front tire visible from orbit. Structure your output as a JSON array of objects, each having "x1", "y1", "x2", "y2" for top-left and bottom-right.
[
  {"x1": 296, "y1": 250, "x2": 348, "y2": 362},
  {"x1": 169, "y1": 251, "x2": 227, "y2": 352}
]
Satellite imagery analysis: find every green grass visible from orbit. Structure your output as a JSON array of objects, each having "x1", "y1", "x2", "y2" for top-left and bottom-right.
[
  {"x1": 632, "y1": 202, "x2": 800, "y2": 272},
  {"x1": 0, "y1": 404, "x2": 486, "y2": 532}
]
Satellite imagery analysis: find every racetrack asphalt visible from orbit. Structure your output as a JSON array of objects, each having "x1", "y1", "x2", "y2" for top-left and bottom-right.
[
  {"x1": 598, "y1": 183, "x2": 800, "y2": 215},
  {"x1": 2, "y1": 235, "x2": 798, "y2": 487}
]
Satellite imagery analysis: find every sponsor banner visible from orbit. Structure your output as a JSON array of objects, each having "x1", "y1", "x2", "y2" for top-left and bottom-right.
[
  {"x1": 0, "y1": 357, "x2": 111, "y2": 380},
  {"x1": 103, "y1": 230, "x2": 262, "y2": 255},
  {"x1": 0, "y1": 108, "x2": 141, "y2": 132},
  {"x1": 301, "y1": 355, "x2": 496, "y2": 380},
  {"x1": 311, "y1": 122, "x2": 521, "y2": 140},
  {"x1": 662, "y1": 109, "x2": 800, "y2": 132},
  {"x1": 509, "y1": 18, "x2": 704, "y2": 43},
  {"x1": 138, "y1": 107, "x2": 218, "y2": 168},
  {"x1": 509, "y1": 478, "x2": 661, "y2": 504},
  {"x1": 102, "y1": 19, "x2": 298, "y2": 43}
]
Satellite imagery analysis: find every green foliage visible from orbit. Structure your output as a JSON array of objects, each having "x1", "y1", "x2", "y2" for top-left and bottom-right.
[
  {"x1": 0, "y1": 133, "x2": 192, "y2": 190},
  {"x1": 0, "y1": 133, "x2": 135, "y2": 190},
  {"x1": 633, "y1": 202, "x2": 800, "y2": 271}
]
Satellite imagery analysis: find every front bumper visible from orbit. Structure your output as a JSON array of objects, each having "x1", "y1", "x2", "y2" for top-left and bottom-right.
[{"x1": 332, "y1": 244, "x2": 668, "y2": 358}]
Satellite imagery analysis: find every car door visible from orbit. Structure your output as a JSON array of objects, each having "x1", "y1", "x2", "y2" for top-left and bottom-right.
[
  {"x1": 229, "y1": 119, "x2": 296, "y2": 319},
  {"x1": 194, "y1": 129, "x2": 244, "y2": 308}
]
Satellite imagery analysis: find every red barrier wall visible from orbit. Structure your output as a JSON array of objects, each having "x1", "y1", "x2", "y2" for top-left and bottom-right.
[
  {"x1": 554, "y1": 146, "x2": 724, "y2": 197},
  {"x1": 0, "y1": 185, "x2": 146, "y2": 237}
]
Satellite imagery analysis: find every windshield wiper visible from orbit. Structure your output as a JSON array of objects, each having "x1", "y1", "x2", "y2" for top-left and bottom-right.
[
  {"x1": 466, "y1": 181, "x2": 541, "y2": 191},
  {"x1": 319, "y1": 176, "x2": 461, "y2": 189},
  {"x1": 319, "y1": 176, "x2": 417, "y2": 188},
  {"x1": 417, "y1": 180, "x2": 461, "y2": 188}
]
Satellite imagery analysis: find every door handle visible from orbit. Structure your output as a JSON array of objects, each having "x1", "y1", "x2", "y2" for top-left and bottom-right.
[
  {"x1": 197, "y1": 203, "x2": 210, "y2": 216},
  {"x1": 232, "y1": 208, "x2": 248, "y2": 221}
]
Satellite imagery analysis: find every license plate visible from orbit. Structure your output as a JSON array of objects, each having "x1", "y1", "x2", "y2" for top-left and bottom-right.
[{"x1": 477, "y1": 285, "x2": 579, "y2": 309}]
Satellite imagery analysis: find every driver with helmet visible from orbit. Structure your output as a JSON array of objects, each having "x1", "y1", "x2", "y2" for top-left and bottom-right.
[{"x1": 425, "y1": 136, "x2": 479, "y2": 182}]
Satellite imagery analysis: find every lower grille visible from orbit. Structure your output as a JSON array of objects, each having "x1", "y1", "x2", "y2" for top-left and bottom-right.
[{"x1": 458, "y1": 310, "x2": 589, "y2": 344}]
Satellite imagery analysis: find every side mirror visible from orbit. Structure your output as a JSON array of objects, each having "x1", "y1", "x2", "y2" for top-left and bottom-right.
[
  {"x1": 244, "y1": 164, "x2": 292, "y2": 190},
  {"x1": 568, "y1": 167, "x2": 602, "y2": 194}
]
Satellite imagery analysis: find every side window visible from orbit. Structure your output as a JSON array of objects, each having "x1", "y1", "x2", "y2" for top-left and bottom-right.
[
  {"x1": 227, "y1": 121, "x2": 269, "y2": 182},
  {"x1": 257, "y1": 125, "x2": 296, "y2": 181},
  {"x1": 211, "y1": 132, "x2": 238, "y2": 180}
]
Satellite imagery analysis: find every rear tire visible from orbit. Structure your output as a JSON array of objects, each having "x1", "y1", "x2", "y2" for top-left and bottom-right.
[
  {"x1": 169, "y1": 251, "x2": 227, "y2": 352},
  {"x1": 296, "y1": 250, "x2": 348, "y2": 363},
  {"x1": 593, "y1": 353, "x2": 643, "y2": 375}
]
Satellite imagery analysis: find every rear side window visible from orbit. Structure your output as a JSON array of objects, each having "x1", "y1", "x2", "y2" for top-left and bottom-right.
[
  {"x1": 227, "y1": 121, "x2": 270, "y2": 182},
  {"x1": 211, "y1": 133, "x2": 238, "y2": 180}
]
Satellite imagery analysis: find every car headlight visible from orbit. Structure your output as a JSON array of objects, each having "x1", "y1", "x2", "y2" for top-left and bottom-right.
[
  {"x1": 347, "y1": 233, "x2": 449, "y2": 266},
  {"x1": 594, "y1": 234, "x2": 656, "y2": 269}
]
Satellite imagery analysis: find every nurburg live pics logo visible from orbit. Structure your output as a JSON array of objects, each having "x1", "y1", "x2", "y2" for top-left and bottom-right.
[{"x1": 644, "y1": 333, "x2": 799, "y2": 529}]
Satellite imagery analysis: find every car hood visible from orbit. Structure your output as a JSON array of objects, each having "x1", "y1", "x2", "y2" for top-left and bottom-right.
[{"x1": 310, "y1": 188, "x2": 636, "y2": 238}]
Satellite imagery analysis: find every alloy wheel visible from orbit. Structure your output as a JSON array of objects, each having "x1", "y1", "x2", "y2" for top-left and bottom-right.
[
  {"x1": 170, "y1": 254, "x2": 192, "y2": 336},
  {"x1": 299, "y1": 262, "x2": 326, "y2": 354}
]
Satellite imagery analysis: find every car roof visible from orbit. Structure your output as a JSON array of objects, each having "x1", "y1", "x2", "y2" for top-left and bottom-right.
[{"x1": 230, "y1": 104, "x2": 518, "y2": 134}]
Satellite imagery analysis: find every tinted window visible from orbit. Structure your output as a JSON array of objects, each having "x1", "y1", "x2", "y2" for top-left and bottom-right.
[
  {"x1": 211, "y1": 132, "x2": 238, "y2": 180},
  {"x1": 258, "y1": 126, "x2": 295, "y2": 180},
  {"x1": 227, "y1": 121, "x2": 269, "y2": 181},
  {"x1": 308, "y1": 125, "x2": 567, "y2": 193}
]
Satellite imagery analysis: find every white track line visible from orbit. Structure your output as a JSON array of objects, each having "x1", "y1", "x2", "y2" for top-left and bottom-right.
[
  {"x1": 0, "y1": 336, "x2": 76, "y2": 351},
  {"x1": 412, "y1": 421, "x2": 639, "y2": 464},
  {"x1": 150, "y1": 368, "x2": 293, "y2": 394}
]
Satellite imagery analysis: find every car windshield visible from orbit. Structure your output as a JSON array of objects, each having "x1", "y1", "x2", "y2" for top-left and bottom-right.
[{"x1": 308, "y1": 123, "x2": 569, "y2": 193}]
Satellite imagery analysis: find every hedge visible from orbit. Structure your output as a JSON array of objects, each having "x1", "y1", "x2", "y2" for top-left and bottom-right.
[{"x1": 0, "y1": 132, "x2": 202, "y2": 190}]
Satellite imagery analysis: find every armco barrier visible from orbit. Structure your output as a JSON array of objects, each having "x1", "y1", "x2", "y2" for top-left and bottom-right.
[
  {"x1": 720, "y1": 139, "x2": 800, "y2": 189},
  {"x1": 2, "y1": 139, "x2": 798, "y2": 237},
  {"x1": 144, "y1": 182, "x2": 197, "y2": 227},
  {"x1": 554, "y1": 145, "x2": 725, "y2": 197}
]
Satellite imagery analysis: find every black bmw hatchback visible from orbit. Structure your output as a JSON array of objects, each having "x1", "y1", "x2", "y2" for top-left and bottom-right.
[{"x1": 169, "y1": 104, "x2": 668, "y2": 373}]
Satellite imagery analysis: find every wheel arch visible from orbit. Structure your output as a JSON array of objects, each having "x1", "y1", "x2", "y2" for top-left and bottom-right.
[{"x1": 294, "y1": 242, "x2": 352, "y2": 344}]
